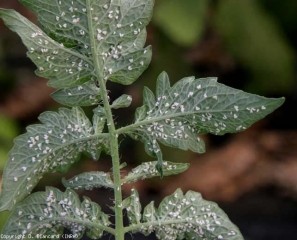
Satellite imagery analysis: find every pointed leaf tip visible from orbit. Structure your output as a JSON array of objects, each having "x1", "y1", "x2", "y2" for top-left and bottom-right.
[
  {"x1": 123, "y1": 188, "x2": 142, "y2": 225},
  {"x1": 15, "y1": 0, "x2": 153, "y2": 87},
  {"x1": 62, "y1": 171, "x2": 114, "y2": 190},
  {"x1": 0, "y1": 9, "x2": 94, "y2": 89},
  {"x1": 0, "y1": 107, "x2": 107, "y2": 211},
  {"x1": 123, "y1": 161, "x2": 189, "y2": 183},
  {"x1": 51, "y1": 81, "x2": 101, "y2": 107},
  {"x1": 2, "y1": 187, "x2": 111, "y2": 238},
  {"x1": 156, "y1": 162, "x2": 164, "y2": 178},
  {"x1": 111, "y1": 94, "x2": 133, "y2": 109},
  {"x1": 158, "y1": 71, "x2": 169, "y2": 80},
  {"x1": 130, "y1": 73, "x2": 284, "y2": 163},
  {"x1": 137, "y1": 189, "x2": 244, "y2": 239},
  {"x1": 1, "y1": 0, "x2": 154, "y2": 91}
]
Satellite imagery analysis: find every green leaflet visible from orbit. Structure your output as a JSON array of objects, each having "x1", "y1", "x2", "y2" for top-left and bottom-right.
[
  {"x1": 123, "y1": 189, "x2": 142, "y2": 225},
  {"x1": 93, "y1": 105, "x2": 106, "y2": 118},
  {"x1": 51, "y1": 81, "x2": 101, "y2": 107},
  {"x1": 0, "y1": 0, "x2": 153, "y2": 105},
  {"x1": 122, "y1": 161, "x2": 189, "y2": 183},
  {"x1": 2, "y1": 187, "x2": 112, "y2": 239},
  {"x1": 2, "y1": 0, "x2": 153, "y2": 85},
  {"x1": 132, "y1": 130, "x2": 164, "y2": 176},
  {"x1": 135, "y1": 189, "x2": 244, "y2": 239},
  {"x1": 0, "y1": 9, "x2": 94, "y2": 89},
  {"x1": 111, "y1": 94, "x2": 132, "y2": 109},
  {"x1": 62, "y1": 171, "x2": 114, "y2": 190},
  {"x1": 125, "y1": 72, "x2": 284, "y2": 164},
  {"x1": 0, "y1": 107, "x2": 107, "y2": 211}
]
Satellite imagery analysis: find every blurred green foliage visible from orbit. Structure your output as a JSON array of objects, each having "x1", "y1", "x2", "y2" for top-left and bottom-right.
[
  {"x1": 0, "y1": 116, "x2": 18, "y2": 170},
  {"x1": 153, "y1": 0, "x2": 296, "y2": 94},
  {"x1": 153, "y1": 0, "x2": 209, "y2": 47},
  {"x1": 260, "y1": 0, "x2": 297, "y2": 43},
  {"x1": 0, "y1": 211, "x2": 10, "y2": 232},
  {"x1": 0, "y1": 38, "x2": 14, "y2": 94},
  {"x1": 215, "y1": 0, "x2": 295, "y2": 94}
]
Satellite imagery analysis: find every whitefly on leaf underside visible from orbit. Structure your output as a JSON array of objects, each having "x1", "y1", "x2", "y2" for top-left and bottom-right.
[
  {"x1": 0, "y1": 0, "x2": 154, "y2": 106},
  {"x1": 124, "y1": 188, "x2": 244, "y2": 240},
  {"x1": 2, "y1": 187, "x2": 114, "y2": 238},
  {"x1": 118, "y1": 71, "x2": 284, "y2": 161},
  {"x1": 122, "y1": 161, "x2": 189, "y2": 184},
  {"x1": 0, "y1": 107, "x2": 108, "y2": 211},
  {"x1": 62, "y1": 171, "x2": 114, "y2": 190}
]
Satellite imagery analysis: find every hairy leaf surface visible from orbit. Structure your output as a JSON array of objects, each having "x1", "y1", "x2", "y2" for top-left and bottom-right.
[
  {"x1": 123, "y1": 188, "x2": 142, "y2": 225},
  {"x1": 128, "y1": 189, "x2": 244, "y2": 240},
  {"x1": 2, "y1": 187, "x2": 111, "y2": 239},
  {"x1": 51, "y1": 81, "x2": 101, "y2": 107},
  {"x1": 62, "y1": 172, "x2": 114, "y2": 190},
  {"x1": 127, "y1": 72, "x2": 284, "y2": 162},
  {"x1": 123, "y1": 161, "x2": 189, "y2": 183},
  {"x1": 111, "y1": 94, "x2": 132, "y2": 109},
  {"x1": 0, "y1": 107, "x2": 107, "y2": 211},
  {"x1": 0, "y1": 9, "x2": 94, "y2": 89},
  {"x1": 0, "y1": 0, "x2": 153, "y2": 92}
]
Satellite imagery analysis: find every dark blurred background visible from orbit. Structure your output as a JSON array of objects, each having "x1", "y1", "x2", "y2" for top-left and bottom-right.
[{"x1": 0, "y1": 0, "x2": 297, "y2": 239}]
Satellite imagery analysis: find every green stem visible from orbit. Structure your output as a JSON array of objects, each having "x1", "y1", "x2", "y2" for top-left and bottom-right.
[
  {"x1": 100, "y1": 85, "x2": 124, "y2": 240},
  {"x1": 86, "y1": 1, "x2": 124, "y2": 239}
]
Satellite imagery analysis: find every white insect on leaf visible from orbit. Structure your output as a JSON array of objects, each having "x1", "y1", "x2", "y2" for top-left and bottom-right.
[
  {"x1": 2, "y1": 188, "x2": 111, "y2": 239},
  {"x1": 0, "y1": 0, "x2": 154, "y2": 105},
  {"x1": 127, "y1": 72, "x2": 284, "y2": 173},
  {"x1": 125, "y1": 188, "x2": 244, "y2": 240},
  {"x1": 0, "y1": 107, "x2": 107, "y2": 211}
]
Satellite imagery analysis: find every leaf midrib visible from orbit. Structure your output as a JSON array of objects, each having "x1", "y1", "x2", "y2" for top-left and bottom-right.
[
  {"x1": 125, "y1": 219, "x2": 236, "y2": 237},
  {"x1": 116, "y1": 109, "x2": 246, "y2": 135},
  {"x1": 64, "y1": 173, "x2": 114, "y2": 189},
  {"x1": 7, "y1": 133, "x2": 109, "y2": 203},
  {"x1": 11, "y1": 211, "x2": 114, "y2": 235},
  {"x1": 0, "y1": 9, "x2": 93, "y2": 66}
]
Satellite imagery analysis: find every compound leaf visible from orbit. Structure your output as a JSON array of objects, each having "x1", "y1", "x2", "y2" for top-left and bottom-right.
[
  {"x1": 62, "y1": 172, "x2": 114, "y2": 190},
  {"x1": 2, "y1": 187, "x2": 112, "y2": 239},
  {"x1": 0, "y1": 107, "x2": 108, "y2": 211},
  {"x1": 128, "y1": 189, "x2": 244, "y2": 240},
  {"x1": 51, "y1": 81, "x2": 101, "y2": 107},
  {"x1": 0, "y1": 9, "x2": 94, "y2": 89},
  {"x1": 123, "y1": 161, "x2": 189, "y2": 184},
  {"x1": 125, "y1": 72, "x2": 284, "y2": 164},
  {"x1": 0, "y1": 0, "x2": 153, "y2": 89}
]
